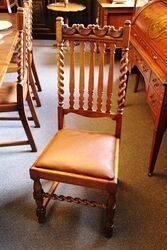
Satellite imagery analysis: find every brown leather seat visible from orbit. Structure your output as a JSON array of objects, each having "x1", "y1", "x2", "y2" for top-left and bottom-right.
[
  {"x1": 0, "y1": 82, "x2": 27, "y2": 104},
  {"x1": 0, "y1": 82, "x2": 17, "y2": 104},
  {"x1": 35, "y1": 129, "x2": 116, "y2": 180}
]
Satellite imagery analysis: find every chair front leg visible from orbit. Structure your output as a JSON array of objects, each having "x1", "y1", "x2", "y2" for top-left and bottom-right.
[
  {"x1": 104, "y1": 192, "x2": 116, "y2": 238},
  {"x1": 33, "y1": 179, "x2": 46, "y2": 223}
]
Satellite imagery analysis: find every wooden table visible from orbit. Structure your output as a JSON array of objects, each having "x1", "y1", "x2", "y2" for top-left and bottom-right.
[
  {"x1": 0, "y1": 13, "x2": 18, "y2": 86},
  {"x1": 47, "y1": 2, "x2": 86, "y2": 25},
  {"x1": 97, "y1": 0, "x2": 148, "y2": 28}
]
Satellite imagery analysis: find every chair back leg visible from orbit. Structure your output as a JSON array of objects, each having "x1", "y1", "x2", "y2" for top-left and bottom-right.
[
  {"x1": 29, "y1": 66, "x2": 41, "y2": 107},
  {"x1": 32, "y1": 52, "x2": 42, "y2": 92},
  {"x1": 26, "y1": 91, "x2": 40, "y2": 128},
  {"x1": 18, "y1": 106, "x2": 37, "y2": 152}
]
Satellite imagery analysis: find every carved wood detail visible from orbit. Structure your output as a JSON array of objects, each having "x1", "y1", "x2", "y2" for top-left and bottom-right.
[{"x1": 63, "y1": 23, "x2": 123, "y2": 38}]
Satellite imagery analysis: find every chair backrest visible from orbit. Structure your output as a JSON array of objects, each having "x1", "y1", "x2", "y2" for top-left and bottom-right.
[
  {"x1": 24, "y1": 0, "x2": 33, "y2": 53},
  {"x1": 16, "y1": 3, "x2": 29, "y2": 102},
  {"x1": 0, "y1": 0, "x2": 18, "y2": 13},
  {"x1": 56, "y1": 17, "x2": 131, "y2": 138}
]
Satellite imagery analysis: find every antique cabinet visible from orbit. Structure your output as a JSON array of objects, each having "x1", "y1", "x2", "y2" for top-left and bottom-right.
[
  {"x1": 97, "y1": 0, "x2": 148, "y2": 28},
  {"x1": 32, "y1": 0, "x2": 54, "y2": 38},
  {"x1": 129, "y1": 0, "x2": 167, "y2": 175}
]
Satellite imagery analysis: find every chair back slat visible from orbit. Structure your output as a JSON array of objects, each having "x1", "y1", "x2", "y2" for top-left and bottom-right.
[
  {"x1": 97, "y1": 43, "x2": 105, "y2": 112},
  {"x1": 106, "y1": 44, "x2": 115, "y2": 113},
  {"x1": 88, "y1": 42, "x2": 95, "y2": 111},
  {"x1": 56, "y1": 17, "x2": 64, "y2": 110},
  {"x1": 79, "y1": 41, "x2": 85, "y2": 109},
  {"x1": 117, "y1": 48, "x2": 129, "y2": 114},
  {"x1": 56, "y1": 18, "x2": 131, "y2": 134},
  {"x1": 17, "y1": 3, "x2": 29, "y2": 89},
  {"x1": 69, "y1": 41, "x2": 75, "y2": 109},
  {"x1": 17, "y1": 7, "x2": 24, "y2": 83}
]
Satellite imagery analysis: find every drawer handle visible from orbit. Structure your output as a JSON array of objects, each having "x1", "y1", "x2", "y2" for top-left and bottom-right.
[
  {"x1": 152, "y1": 78, "x2": 159, "y2": 87},
  {"x1": 150, "y1": 94, "x2": 156, "y2": 104},
  {"x1": 152, "y1": 53, "x2": 157, "y2": 60},
  {"x1": 143, "y1": 67, "x2": 148, "y2": 73},
  {"x1": 154, "y1": 82, "x2": 159, "y2": 88},
  {"x1": 152, "y1": 78, "x2": 157, "y2": 83}
]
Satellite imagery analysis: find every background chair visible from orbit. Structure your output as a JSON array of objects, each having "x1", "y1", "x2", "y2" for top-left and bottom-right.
[
  {"x1": 0, "y1": 3, "x2": 40, "y2": 151},
  {"x1": 1, "y1": 0, "x2": 43, "y2": 95},
  {"x1": 30, "y1": 17, "x2": 131, "y2": 237}
]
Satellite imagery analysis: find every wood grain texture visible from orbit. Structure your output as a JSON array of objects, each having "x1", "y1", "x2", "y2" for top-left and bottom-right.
[
  {"x1": 129, "y1": 0, "x2": 167, "y2": 175},
  {"x1": 69, "y1": 41, "x2": 75, "y2": 109},
  {"x1": 0, "y1": 14, "x2": 18, "y2": 87},
  {"x1": 88, "y1": 42, "x2": 95, "y2": 111},
  {"x1": 106, "y1": 44, "x2": 115, "y2": 113},
  {"x1": 79, "y1": 41, "x2": 85, "y2": 110},
  {"x1": 97, "y1": 42, "x2": 105, "y2": 112}
]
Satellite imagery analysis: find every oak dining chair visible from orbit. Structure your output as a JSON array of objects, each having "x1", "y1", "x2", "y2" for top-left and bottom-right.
[
  {"x1": 6, "y1": 0, "x2": 42, "y2": 107},
  {"x1": 30, "y1": 17, "x2": 131, "y2": 237},
  {"x1": 0, "y1": 2, "x2": 40, "y2": 151},
  {"x1": 1, "y1": 0, "x2": 43, "y2": 98}
]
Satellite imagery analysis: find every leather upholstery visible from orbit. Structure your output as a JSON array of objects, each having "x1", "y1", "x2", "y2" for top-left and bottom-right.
[
  {"x1": 0, "y1": 81, "x2": 27, "y2": 104},
  {"x1": 35, "y1": 129, "x2": 116, "y2": 180},
  {"x1": 0, "y1": 82, "x2": 17, "y2": 104}
]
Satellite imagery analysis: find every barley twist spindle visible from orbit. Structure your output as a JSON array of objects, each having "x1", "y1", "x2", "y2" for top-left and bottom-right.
[
  {"x1": 29, "y1": 0, "x2": 33, "y2": 52},
  {"x1": 25, "y1": 24, "x2": 29, "y2": 70},
  {"x1": 17, "y1": 30, "x2": 24, "y2": 82},
  {"x1": 117, "y1": 48, "x2": 129, "y2": 114},
  {"x1": 56, "y1": 17, "x2": 64, "y2": 107},
  {"x1": 57, "y1": 42, "x2": 64, "y2": 107}
]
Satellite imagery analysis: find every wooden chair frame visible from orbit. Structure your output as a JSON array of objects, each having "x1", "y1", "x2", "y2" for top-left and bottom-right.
[
  {"x1": 30, "y1": 17, "x2": 131, "y2": 237},
  {"x1": 0, "y1": 3, "x2": 39, "y2": 151},
  {"x1": 6, "y1": 0, "x2": 42, "y2": 106},
  {"x1": 26, "y1": 0, "x2": 42, "y2": 93},
  {"x1": 26, "y1": 0, "x2": 42, "y2": 105}
]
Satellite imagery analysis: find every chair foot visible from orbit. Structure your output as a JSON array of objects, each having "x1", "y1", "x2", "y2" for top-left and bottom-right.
[
  {"x1": 31, "y1": 146, "x2": 37, "y2": 152},
  {"x1": 148, "y1": 172, "x2": 153, "y2": 177},
  {"x1": 104, "y1": 224, "x2": 113, "y2": 238},
  {"x1": 104, "y1": 193, "x2": 116, "y2": 238},
  {"x1": 18, "y1": 108, "x2": 37, "y2": 152},
  {"x1": 36, "y1": 208, "x2": 46, "y2": 223},
  {"x1": 33, "y1": 179, "x2": 46, "y2": 223}
]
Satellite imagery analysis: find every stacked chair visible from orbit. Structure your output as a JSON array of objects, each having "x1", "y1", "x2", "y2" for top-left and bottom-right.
[
  {"x1": 0, "y1": 0, "x2": 40, "y2": 151},
  {"x1": 6, "y1": 0, "x2": 42, "y2": 107},
  {"x1": 30, "y1": 17, "x2": 131, "y2": 237}
]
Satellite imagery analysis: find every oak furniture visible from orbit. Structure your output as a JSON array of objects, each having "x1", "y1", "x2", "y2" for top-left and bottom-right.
[
  {"x1": 7, "y1": 0, "x2": 42, "y2": 106},
  {"x1": 47, "y1": 1, "x2": 86, "y2": 26},
  {"x1": 97, "y1": 0, "x2": 148, "y2": 28},
  {"x1": 0, "y1": 13, "x2": 18, "y2": 87},
  {"x1": 129, "y1": 0, "x2": 167, "y2": 175},
  {"x1": 30, "y1": 17, "x2": 131, "y2": 237},
  {"x1": 0, "y1": 4, "x2": 39, "y2": 151},
  {"x1": 0, "y1": 1, "x2": 42, "y2": 94}
]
